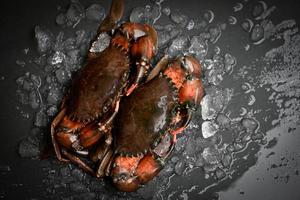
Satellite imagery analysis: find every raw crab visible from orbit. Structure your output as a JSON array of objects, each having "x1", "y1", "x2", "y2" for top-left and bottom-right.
[
  {"x1": 110, "y1": 55, "x2": 204, "y2": 192},
  {"x1": 51, "y1": 0, "x2": 157, "y2": 176},
  {"x1": 50, "y1": 0, "x2": 204, "y2": 192}
]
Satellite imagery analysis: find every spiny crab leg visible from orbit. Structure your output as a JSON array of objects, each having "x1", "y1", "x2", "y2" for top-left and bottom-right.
[
  {"x1": 61, "y1": 148, "x2": 94, "y2": 175},
  {"x1": 171, "y1": 106, "x2": 193, "y2": 142},
  {"x1": 96, "y1": 149, "x2": 113, "y2": 178},
  {"x1": 51, "y1": 108, "x2": 69, "y2": 162}
]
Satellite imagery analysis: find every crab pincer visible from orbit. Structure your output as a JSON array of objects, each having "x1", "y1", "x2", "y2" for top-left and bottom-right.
[{"x1": 110, "y1": 55, "x2": 204, "y2": 192}]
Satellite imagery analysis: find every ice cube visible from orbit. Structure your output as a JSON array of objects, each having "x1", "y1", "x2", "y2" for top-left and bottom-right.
[
  {"x1": 49, "y1": 51, "x2": 66, "y2": 65},
  {"x1": 65, "y1": 0, "x2": 85, "y2": 27},
  {"x1": 208, "y1": 25, "x2": 221, "y2": 44},
  {"x1": 34, "y1": 108, "x2": 49, "y2": 127},
  {"x1": 202, "y1": 147, "x2": 221, "y2": 164},
  {"x1": 55, "y1": 69, "x2": 71, "y2": 84},
  {"x1": 202, "y1": 121, "x2": 219, "y2": 139},
  {"x1": 215, "y1": 168, "x2": 226, "y2": 179},
  {"x1": 251, "y1": 24, "x2": 265, "y2": 44},
  {"x1": 242, "y1": 118, "x2": 258, "y2": 132},
  {"x1": 85, "y1": 4, "x2": 105, "y2": 22},
  {"x1": 174, "y1": 160, "x2": 185, "y2": 175},
  {"x1": 56, "y1": 13, "x2": 67, "y2": 26},
  {"x1": 167, "y1": 35, "x2": 189, "y2": 57},
  {"x1": 89, "y1": 33, "x2": 111, "y2": 53},
  {"x1": 170, "y1": 11, "x2": 188, "y2": 28},
  {"x1": 188, "y1": 36, "x2": 208, "y2": 58},
  {"x1": 35, "y1": 26, "x2": 54, "y2": 54}
]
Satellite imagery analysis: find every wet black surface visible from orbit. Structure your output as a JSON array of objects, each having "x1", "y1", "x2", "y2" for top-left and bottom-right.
[{"x1": 1, "y1": 0, "x2": 300, "y2": 199}]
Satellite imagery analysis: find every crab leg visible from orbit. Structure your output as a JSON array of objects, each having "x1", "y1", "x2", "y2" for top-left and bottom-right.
[
  {"x1": 96, "y1": 148, "x2": 113, "y2": 177},
  {"x1": 170, "y1": 109, "x2": 192, "y2": 142},
  {"x1": 61, "y1": 148, "x2": 94, "y2": 175},
  {"x1": 51, "y1": 108, "x2": 69, "y2": 162}
]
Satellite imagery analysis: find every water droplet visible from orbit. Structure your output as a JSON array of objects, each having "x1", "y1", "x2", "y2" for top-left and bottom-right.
[
  {"x1": 248, "y1": 94, "x2": 256, "y2": 105},
  {"x1": 233, "y1": 3, "x2": 243, "y2": 12},
  {"x1": 228, "y1": 16, "x2": 237, "y2": 25},
  {"x1": 241, "y1": 19, "x2": 254, "y2": 32},
  {"x1": 251, "y1": 24, "x2": 265, "y2": 44},
  {"x1": 203, "y1": 10, "x2": 214, "y2": 23},
  {"x1": 242, "y1": 117, "x2": 258, "y2": 131}
]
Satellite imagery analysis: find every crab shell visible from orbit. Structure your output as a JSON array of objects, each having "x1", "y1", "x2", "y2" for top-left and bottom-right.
[
  {"x1": 110, "y1": 56, "x2": 204, "y2": 192},
  {"x1": 68, "y1": 46, "x2": 130, "y2": 122},
  {"x1": 53, "y1": 42, "x2": 131, "y2": 156}
]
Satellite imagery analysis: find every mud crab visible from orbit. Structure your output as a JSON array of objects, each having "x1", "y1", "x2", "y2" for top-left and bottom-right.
[
  {"x1": 51, "y1": 0, "x2": 157, "y2": 175},
  {"x1": 51, "y1": 0, "x2": 204, "y2": 192},
  {"x1": 110, "y1": 55, "x2": 204, "y2": 192}
]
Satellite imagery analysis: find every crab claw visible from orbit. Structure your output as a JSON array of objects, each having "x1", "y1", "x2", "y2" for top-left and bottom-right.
[
  {"x1": 179, "y1": 55, "x2": 202, "y2": 78},
  {"x1": 126, "y1": 60, "x2": 148, "y2": 96},
  {"x1": 111, "y1": 156, "x2": 142, "y2": 192},
  {"x1": 126, "y1": 25, "x2": 158, "y2": 96},
  {"x1": 98, "y1": 0, "x2": 124, "y2": 33}
]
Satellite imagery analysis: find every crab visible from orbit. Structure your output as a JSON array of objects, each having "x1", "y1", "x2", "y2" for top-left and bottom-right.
[
  {"x1": 51, "y1": 0, "x2": 158, "y2": 176},
  {"x1": 51, "y1": 0, "x2": 204, "y2": 191},
  {"x1": 109, "y1": 55, "x2": 204, "y2": 192}
]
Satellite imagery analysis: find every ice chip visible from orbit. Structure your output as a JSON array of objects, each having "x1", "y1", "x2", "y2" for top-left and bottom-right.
[
  {"x1": 203, "y1": 10, "x2": 214, "y2": 23},
  {"x1": 208, "y1": 25, "x2": 221, "y2": 44},
  {"x1": 85, "y1": 4, "x2": 105, "y2": 22},
  {"x1": 215, "y1": 168, "x2": 226, "y2": 179},
  {"x1": 29, "y1": 91, "x2": 40, "y2": 109},
  {"x1": 130, "y1": 4, "x2": 160, "y2": 24},
  {"x1": 49, "y1": 51, "x2": 66, "y2": 65},
  {"x1": 186, "y1": 19, "x2": 195, "y2": 30},
  {"x1": 47, "y1": 106, "x2": 58, "y2": 117},
  {"x1": 34, "y1": 108, "x2": 49, "y2": 127},
  {"x1": 188, "y1": 36, "x2": 208, "y2": 58},
  {"x1": 228, "y1": 16, "x2": 237, "y2": 25},
  {"x1": 90, "y1": 32, "x2": 111, "y2": 53},
  {"x1": 47, "y1": 86, "x2": 62, "y2": 105},
  {"x1": 56, "y1": 69, "x2": 70, "y2": 84},
  {"x1": 174, "y1": 160, "x2": 185, "y2": 175},
  {"x1": 241, "y1": 19, "x2": 254, "y2": 32},
  {"x1": 242, "y1": 118, "x2": 258, "y2": 132},
  {"x1": 162, "y1": 7, "x2": 171, "y2": 16},
  {"x1": 65, "y1": 0, "x2": 85, "y2": 27},
  {"x1": 167, "y1": 35, "x2": 189, "y2": 57},
  {"x1": 202, "y1": 147, "x2": 221, "y2": 165},
  {"x1": 216, "y1": 113, "x2": 231, "y2": 128},
  {"x1": 35, "y1": 26, "x2": 54, "y2": 53},
  {"x1": 170, "y1": 11, "x2": 188, "y2": 28},
  {"x1": 202, "y1": 121, "x2": 219, "y2": 139},
  {"x1": 56, "y1": 13, "x2": 66, "y2": 26},
  {"x1": 251, "y1": 24, "x2": 265, "y2": 44},
  {"x1": 224, "y1": 53, "x2": 236, "y2": 73}
]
